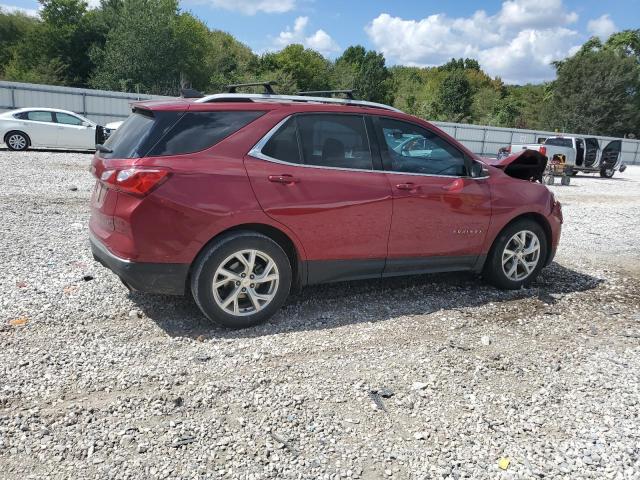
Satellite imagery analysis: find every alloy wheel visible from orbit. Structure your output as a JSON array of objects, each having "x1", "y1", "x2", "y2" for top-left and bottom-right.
[
  {"x1": 8, "y1": 134, "x2": 27, "y2": 150},
  {"x1": 212, "y1": 249, "x2": 279, "y2": 316},
  {"x1": 501, "y1": 230, "x2": 541, "y2": 282}
]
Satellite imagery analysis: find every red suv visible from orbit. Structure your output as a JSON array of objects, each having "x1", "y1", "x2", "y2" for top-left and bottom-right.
[{"x1": 90, "y1": 91, "x2": 562, "y2": 328}]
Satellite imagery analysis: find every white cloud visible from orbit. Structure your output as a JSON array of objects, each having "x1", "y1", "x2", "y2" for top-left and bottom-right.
[
  {"x1": 208, "y1": 0, "x2": 295, "y2": 15},
  {"x1": 0, "y1": 3, "x2": 39, "y2": 16},
  {"x1": 587, "y1": 14, "x2": 617, "y2": 40},
  {"x1": 365, "y1": 0, "x2": 585, "y2": 83},
  {"x1": 274, "y1": 16, "x2": 340, "y2": 56}
]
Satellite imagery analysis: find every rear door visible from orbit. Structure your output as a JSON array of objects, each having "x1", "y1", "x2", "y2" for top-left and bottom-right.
[
  {"x1": 244, "y1": 113, "x2": 393, "y2": 284},
  {"x1": 373, "y1": 116, "x2": 491, "y2": 275},
  {"x1": 54, "y1": 112, "x2": 95, "y2": 149},
  {"x1": 23, "y1": 110, "x2": 58, "y2": 147}
]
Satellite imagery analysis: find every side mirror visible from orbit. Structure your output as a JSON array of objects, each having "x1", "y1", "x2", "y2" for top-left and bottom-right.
[
  {"x1": 81, "y1": 121, "x2": 91, "y2": 127},
  {"x1": 470, "y1": 162, "x2": 489, "y2": 178}
]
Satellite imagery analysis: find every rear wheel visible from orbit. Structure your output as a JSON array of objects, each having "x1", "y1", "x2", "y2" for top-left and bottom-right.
[
  {"x1": 483, "y1": 219, "x2": 548, "y2": 289},
  {"x1": 600, "y1": 168, "x2": 615, "y2": 178},
  {"x1": 5, "y1": 131, "x2": 29, "y2": 151},
  {"x1": 190, "y1": 232, "x2": 292, "y2": 328}
]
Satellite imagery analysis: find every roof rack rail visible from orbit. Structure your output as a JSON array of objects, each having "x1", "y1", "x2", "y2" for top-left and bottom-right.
[
  {"x1": 194, "y1": 93, "x2": 402, "y2": 113},
  {"x1": 297, "y1": 89, "x2": 355, "y2": 100},
  {"x1": 226, "y1": 81, "x2": 276, "y2": 94}
]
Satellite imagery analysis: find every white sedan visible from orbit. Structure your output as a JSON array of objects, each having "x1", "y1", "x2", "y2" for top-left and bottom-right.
[{"x1": 0, "y1": 108, "x2": 105, "y2": 151}]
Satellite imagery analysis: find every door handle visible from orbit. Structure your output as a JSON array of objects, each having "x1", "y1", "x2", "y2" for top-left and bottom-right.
[
  {"x1": 268, "y1": 174, "x2": 299, "y2": 184},
  {"x1": 395, "y1": 182, "x2": 416, "y2": 191}
]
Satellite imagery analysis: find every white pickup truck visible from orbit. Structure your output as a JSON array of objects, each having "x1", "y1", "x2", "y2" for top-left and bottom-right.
[{"x1": 509, "y1": 135, "x2": 626, "y2": 178}]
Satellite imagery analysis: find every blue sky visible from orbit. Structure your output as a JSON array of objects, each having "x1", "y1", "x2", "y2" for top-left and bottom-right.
[{"x1": 2, "y1": 0, "x2": 639, "y2": 83}]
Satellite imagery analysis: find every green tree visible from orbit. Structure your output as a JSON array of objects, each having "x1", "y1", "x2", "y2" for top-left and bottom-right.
[
  {"x1": 90, "y1": 0, "x2": 209, "y2": 95},
  {"x1": 334, "y1": 46, "x2": 393, "y2": 104},
  {"x1": 4, "y1": 0, "x2": 106, "y2": 86},
  {"x1": 436, "y1": 69, "x2": 473, "y2": 122},
  {"x1": 0, "y1": 9, "x2": 38, "y2": 76},
  {"x1": 205, "y1": 30, "x2": 259, "y2": 92},
  {"x1": 260, "y1": 44, "x2": 331, "y2": 94},
  {"x1": 544, "y1": 43, "x2": 640, "y2": 137}
]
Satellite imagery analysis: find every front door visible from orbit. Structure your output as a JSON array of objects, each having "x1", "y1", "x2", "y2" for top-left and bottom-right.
[
  {"x1": 54, "y1": 112, "x2": 94, "y2": 149},
  {"x1": 373, "y1": 117, "x2": 492, "y2": 275},
  {"x1": 600, "y1": 140, "x2": 622, "y2": 170},
  {"x1": 244, "y1": 113, "x2": 393, "y2": 284},
  {"x1": 584, "y1": 138, "x2": 600, "y2": 168}
]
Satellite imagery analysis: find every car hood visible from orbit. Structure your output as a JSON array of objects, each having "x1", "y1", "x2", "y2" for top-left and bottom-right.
[{"x1": 482, "y1": 149, "x2": 547, "y2": 182}]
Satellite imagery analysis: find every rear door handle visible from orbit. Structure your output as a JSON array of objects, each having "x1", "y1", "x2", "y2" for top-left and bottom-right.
[
  {"x1": 268, "y1": 174, "x2": 299, "y2": 184},
  {"x1": 395, "y1": 182, "x2": 416, "y2": 191}
]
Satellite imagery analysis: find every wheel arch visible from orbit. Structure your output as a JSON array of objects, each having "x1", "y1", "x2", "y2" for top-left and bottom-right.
[
  {"x1": 4, "y1": 130, "x2": 31, "y2": 148},
  {"x1": 487, "y1": 212, "x2": 553, "y2": 264},
  {"x1": 187, "y1": 223, "x2": 305, "y2": 294}
]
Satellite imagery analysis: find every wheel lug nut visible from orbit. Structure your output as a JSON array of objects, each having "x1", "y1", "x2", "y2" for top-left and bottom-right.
[
  {"x1": 241, "y1": 273, "x2": 246, "y2": 278},
  {"x1": 250, "y1": 275, "x2": 254, "y2": 279},
  {"x1": 242, "y1": 287, "x2": 246, "y2": 292},
  {"x1": 250, "y1": 284, "x2": 255, "y2": 288},
  {"x1": 235, "y1": 281, "x2": 240, "y2": 286}
]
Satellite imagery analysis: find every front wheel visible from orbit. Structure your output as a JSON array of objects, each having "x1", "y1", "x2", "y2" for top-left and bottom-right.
[
  {"x1": 5, "y1": 132, "x2": 29, "y2": 151},
  {"x1": 600, "y1": 168, "x2": 615, "y2": 178},
  {"x1": 190, "y1": 232, "x2": 292, "y2": 328},
  {"x1": 483, "y1": 220, "x2": 548, "y2": 289}
]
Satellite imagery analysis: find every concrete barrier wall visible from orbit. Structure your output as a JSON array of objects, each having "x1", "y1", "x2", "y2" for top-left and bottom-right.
[{"x1": 2, "y1": 80, "x2": 639, "y2": 164}]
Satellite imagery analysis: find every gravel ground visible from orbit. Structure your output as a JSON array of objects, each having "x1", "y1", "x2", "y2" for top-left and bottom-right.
[{"x1": 1, "y1": 150, "x2": 639, "y2": 480}]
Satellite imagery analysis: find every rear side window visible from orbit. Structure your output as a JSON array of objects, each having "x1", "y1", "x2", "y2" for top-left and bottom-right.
[
  {"x1": 148, "y1": 111, "x2": 264, "y2": 157},
  {"x1": 26, "y1": 111, "x2": 54, "y2": 122},
  {"x1": 101, "y1": 109, "x2": 263, "y2": 159},
  {"x1": 261, "y1": 118, "x2": 301, "y2": 163},
  {"x1": 297, "y1": 115, "x2": 373, "y2": 170}
]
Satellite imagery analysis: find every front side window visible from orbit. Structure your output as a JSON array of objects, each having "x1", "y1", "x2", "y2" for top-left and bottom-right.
[
  {"x1": 297, "y1": 114, "x2": 373, "y2": 170},
  {"x1": 56, "y1": 113, "x2": 84, "y2": 125},
  {"x1": 26, "y1": 111, "x2": 54, "y2": 123},
  {"x1": 379, "y1": 118, "x2": 467, "y2": 176}
]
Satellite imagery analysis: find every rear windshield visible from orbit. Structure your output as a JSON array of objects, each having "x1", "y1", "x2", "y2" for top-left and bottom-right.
[
  {"x1": 544, "y1": 138, "x2": 572, "y2": 147},
  {"x1": 100, "y1": 109, "x2": 264, "y2": 159}
]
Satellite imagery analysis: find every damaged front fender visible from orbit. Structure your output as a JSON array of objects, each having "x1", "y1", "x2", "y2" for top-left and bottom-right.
[{"x1": 483, "y1": 149, "x2": 548, "y2": 182}]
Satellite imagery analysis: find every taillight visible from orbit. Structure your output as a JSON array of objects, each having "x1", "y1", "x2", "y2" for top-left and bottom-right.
[
  {"x1": 100, "y1": 168, "x2": 170, "y2": 196},
  {"x1": 539, "y1": 146, "x2": 547, "y2": 156}
]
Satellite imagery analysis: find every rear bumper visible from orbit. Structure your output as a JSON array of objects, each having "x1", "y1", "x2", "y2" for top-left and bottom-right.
[{"x1": 90, "y1": 233, "x2": 189, "y2": 295}]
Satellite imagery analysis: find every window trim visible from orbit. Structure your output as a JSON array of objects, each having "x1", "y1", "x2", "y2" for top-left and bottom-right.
[
  {"x1": 372, "y1": 115, "x2": 479, "y2": 179},
  {"x1": 249, "y1": 113, "x2": 382, "y2": 174}
]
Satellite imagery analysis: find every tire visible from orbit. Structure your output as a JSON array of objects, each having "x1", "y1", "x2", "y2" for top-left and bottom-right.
[
  {"x1": 600, "y1": 168, "x2": 615, "y2": 178},
  {"x1": 5, "y1": 131, "x2": 29, "y2": 151},
  {"x1": 483, "y1": 219, "x2": 548, "y2": 290},
  {"x1": 560, "y1": 175, "x2": 571, "y2": 186},
  {"x1": 543, "y1": 173, "x2": 555, "y2": 185},
  {"x1": 190, "y1": 231, "x2": 292, "y2": 328}
]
